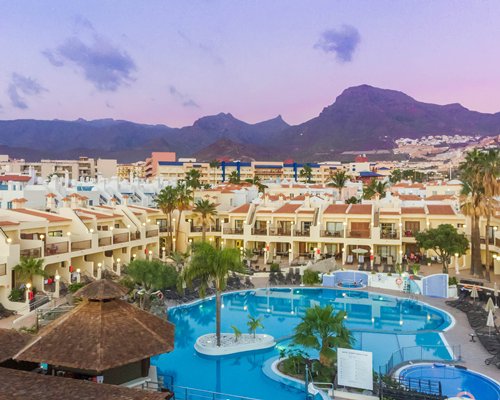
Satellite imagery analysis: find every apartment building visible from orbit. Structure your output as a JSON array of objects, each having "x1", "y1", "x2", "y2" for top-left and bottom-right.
[
  {"x1": 116, "y1": 161, "x2": 146, "y2": 180},
  {"x1": 0, "y1": 156, "x2": 117, "y2": 180},
  {"x1": 145, "y1": 152, "x2": 176, "y2": 179},
  {"x1": 0, "y1": 199, "x2": 160, "y2": 312}
]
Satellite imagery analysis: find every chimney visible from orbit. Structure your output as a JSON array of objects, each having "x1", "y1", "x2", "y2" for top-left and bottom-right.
[
  {"x1": 46, "y1": 193, "x2": 56, "y2": 210},
  {"x1": 61, "y1": 196, "x2": 71, "y2": 208},
  {"x1": 12, "y1": 198, "x2": 27, "y2": 209},
  {"x1": 122, "y1": 194, "x2": 129, "y2": 205}
]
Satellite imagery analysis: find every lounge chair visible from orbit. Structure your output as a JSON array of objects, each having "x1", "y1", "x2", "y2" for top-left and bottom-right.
[
  {"x1": 374, "y1": 255, "x2": 381, "y2": 266},
  {"x1": 275, "y1": 255, "x2": 282, "y2": 264},
  {"x1": 358, "y1": 255, "x2": 365, "y2": 265},
  {"x1": 346, "y1": 255, "x2": 354, "y2": 264}
]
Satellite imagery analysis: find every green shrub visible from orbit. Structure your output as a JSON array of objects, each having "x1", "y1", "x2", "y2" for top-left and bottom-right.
[
  {"x1": 270, "y1": 263, "x2": 280, "y2": 273},
  {"x1": 411, "y1": 263, "x2": 420, "y2": 275},
  {"x1": 8, "y1": 288, "x2": 25, "y2": 302},
  {"x1": 302, "y1": 269, "x2": 320, "y2": 285},
  {"x1": 448, "y1": 276, "x2": 458, "y2": 286},
  {"x1": 67, "y1": 282, "x2": 85, "y2": 293}
]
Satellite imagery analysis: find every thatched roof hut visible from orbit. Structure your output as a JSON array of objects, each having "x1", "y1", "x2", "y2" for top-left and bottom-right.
[
  {"x1": 0, "y1": 329, "x2": 32, "y2": 364},
  {"x1": 0, "y1": 367, "x2": 172, "y2": 400},
  {"x1": 14, "y1": 280, "x2": 175, "y2": 376}
]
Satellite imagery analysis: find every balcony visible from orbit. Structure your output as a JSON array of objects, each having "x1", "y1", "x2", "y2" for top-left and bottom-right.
[
  {"x1": 381, "y1": 230, "x2": 399, "y2": 240},
  {"x1": 159, "y1": 226, "x2": 173, "y2": 233},
  {"x1": 45, "y1": 242, "x2": 69, "y2": 256},
  {"x1": 320, "y1": 230, "x2": 343, "y2": 238},
  {"x1": 98, "y1": 237, "x2": 112, "y2": 246},
  {"x1": 131, "y1": 232, "x2": 141, "y2": 240},
  {"x1": 71, "y1": 240, "x2": 92, "y2": 251},
  {"x1": 191, "y1": 226, "x2": 204, "y2": 232},
  {"x1": 347, "y1": 230, "x2": 371, "y2": 239},
  {"x1": 113, "y1": 233, "x2": 130, "y2": 243},
  {"x1": 269, "y1": 227, "x2": 291, "y2": 236},
  {"x1": 402, "y1": 230, "x2": 419, "y2": 238},
  {"x1": 294, "y1": 230, "x2": 310, "y2": 237},
  {"x1": 20, "y1": 248, "x2": 42, "y2": 258},
  {"x1": 146, "y1": 229, "x2": 158, "y2": 238},
  {"x1": 223, "y1": 228, "x2": 244, "y2": 235},
  {"x1": 480, "y1": 237, "x2": 494, "y2": 245},
  {"x1": 252, "y1": 228, "x2": 267, "y2": 235}
]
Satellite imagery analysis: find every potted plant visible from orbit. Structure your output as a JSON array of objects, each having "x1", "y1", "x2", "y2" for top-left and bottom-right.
[{"x1": 448, "y1": 276, "x2": 458, "y2": 298}]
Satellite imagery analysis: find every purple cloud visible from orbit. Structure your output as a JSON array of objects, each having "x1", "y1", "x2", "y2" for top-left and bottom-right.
[
  {"x1": 314, "y1": 25, "x2": 361, "y2": 62},
  {"x1": 168, "y1": 85, "x2": 200, "y2": 108},
  {"x1": 7, "y1": 73, "x2": 47, "y2": 109}
]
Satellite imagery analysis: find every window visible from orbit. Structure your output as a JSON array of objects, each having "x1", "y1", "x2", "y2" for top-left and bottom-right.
[
  {"x1": 302, "y1": 221, "x2": 311, "y2": 232},
  {"x1": 234, "y1": 219, "x2": 244, "y2": 229},
  {"x1": 326, "y1": 222, "x2": 343, "y2": 233},
  {"x1": 7, "y1": 201, "x2": 12, "y2": 209},
  {"x1": 48, "y1": 230, "x2": 63, "y2": 237}
]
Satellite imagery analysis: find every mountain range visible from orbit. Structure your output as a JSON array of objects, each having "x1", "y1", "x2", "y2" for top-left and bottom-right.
[{"x1": 1, "y1": 85, "x2": 499, "y2": 163}]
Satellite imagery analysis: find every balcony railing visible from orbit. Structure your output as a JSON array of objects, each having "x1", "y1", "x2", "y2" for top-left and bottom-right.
[
  {"x1": 146, "y1": 229, "x2": 158, "y2": 238},
  {"x1": 223, "y1": 228, "x2": 243, "y2": 235},
  {"x1": 131, "y1": 232, "x2": 141, "y2": 240},
  {"x1": 347, "y1": 230, "x2": 371, "y2": 238},
  {"x1": 294, "y1": 230, "x2": 310, "y2": 237},
  {"x1": 381, "y1": 230, "x2": 399, "y2": 239},
  {"x1": 269, "y1": 227, "x2": 291, "y2": 236},
  {"x1": 402, "y1": 230, "x2": 419, "y2": 237},
  {"x1": 252, "y1": 228, "x2": 267, "y2": 235},
  {"x1": 20, "y1": 248, "x2": 42, "y2": 258},
  {"x1": 71, "y1": 240, "x2": 92, "y2": 251},
  {"x1": 159, "y1": 226, "x2": 173, "y2": 233},
  {"x1": 480, "y1": 237, "x2": 494, "y2": 245},
  {"x1": 113, "y1": 233, "x2": 130, "y2": 243},
  {"x1": 191, "y1": 226, "x2": 204, "y2": 232},
  {"x1": 45, "y1": 242, "x2": 69, "y2": 255},
  {"x1": 320, "y1": 230, "x2": 343, "y2": 238},
  {"x1": 98, "y1": 237, "x2": 112, "y2": 246},
  {"x1": 0, "y1": 263, "x2": 6, "y2": 276}
]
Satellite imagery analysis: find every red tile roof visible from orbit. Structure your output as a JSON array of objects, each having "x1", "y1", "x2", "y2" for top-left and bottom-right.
[
  {"x1": 401, "y1": 207, "x2": 426, "y2": 214},
  {"x1": 0, "y1": 175, "x2": 31, "y2": 182},
  {"x1": 297, "y1": 209, "x2": 314, "y2": 214},
  {"x1": 398, "y1": 194, "x2": 422, "y2": 201},
  {"x1": 0, "y1": 220, "x2": 20, "y2": 226},
  {"x1": 427, "y1": 205, "x2": 455, "y2": 215},
  {"x1": 11, "y1": 209, "x2": 71, "y2": 223},
  {"x1": 380, "y1": 211, "x2": 400, "y2": 215},
  {"x1": 128, "y1": 205, "x2": 159, "y2": 214},
  {"x1": 75, "y1": 209, "x2": 115, "y2": 220},
  {"x1": 426, "y1": 195, "x2": 455, "y2": 201},
  {"x1": 348, "y1": 204, "x2": 372, "y2": 215},
  {"x1": 274, "y1": 203, "x2": 302, "y2": 214},
  {"x1": 323, "y1": 204, "x2": 349, "y2": 214},
  {"x1": 230, "y1": 204, "x2": 250, "y2": 214}
]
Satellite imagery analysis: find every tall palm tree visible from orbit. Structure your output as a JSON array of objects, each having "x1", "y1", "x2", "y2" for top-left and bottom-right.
[
  {"x1": 182, "y1": 242, "x2": 244, "y2": 346},
  {"x1": 174, "y1": 181, "x2": 193, "y2": 251},
  {"x1": 193, "y1": 199, "x2": 218, "y2": 242},
  {"x1": 14, "y1": 257, "x2": 47, "y2": 286},
  {"x1": 245, "y1": 176, "x2": 268, "y2": 194},
  {"x1": 293, "y1": 304, "x2": 353, "y2": 367},
  {"x1": 228, "y1": 171, "x2": 240, "y2": 184},
  {"x1": 363, "y1": 179, "x2": 387, "y2": 200},
  {"x1": 459, "y1": 149, "x2": 487, "y2": 276},
  {"x1": 155, "y1": 186, "x2": 178, "y2": 252},
  {"x1": 328, "y1": 170, "x2": 350, "y2": 200},
  {"x1": 299, "y1": 164, "x2": 313, "y2": 183},
  {"x1": 209, "y1": 160, "x2": 220, "y2": 186},
  {"x1": 185, "y1": 168, "x2": 202, "y2": 189}
]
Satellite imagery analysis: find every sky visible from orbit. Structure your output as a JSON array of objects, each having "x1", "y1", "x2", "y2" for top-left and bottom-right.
[{"x1": 1, "y1": 1, "x2": 500, "y2": 127}]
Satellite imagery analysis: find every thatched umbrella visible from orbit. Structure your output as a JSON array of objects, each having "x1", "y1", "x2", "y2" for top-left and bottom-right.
[
  {"x1": 487, "y1": 310, "x2": 495, "y2": 336},
  {"x1": 471, "y1": 285, "x2": 479, "y2": 301},
  {"x1": 485, "y1": 297, "x2": 495, "y2": 313},
  {"x1": 14, "y1": 279, "x2": 175, "y2": 375}
]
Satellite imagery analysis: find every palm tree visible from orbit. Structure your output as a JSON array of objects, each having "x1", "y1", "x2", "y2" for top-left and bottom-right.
[
  {"x1": 182, "y1": 242, "x2": 244, "y2": 346},
  {"x1": 174, "y1": 181, "x2": 193, "y2": 251},
  {"x1": 389, "y1": 169, "x2": 403, "y2": 184},
  {"x1": 227, "y1": 171, "x2": 240, "y2": 184},
  {"x1": 209, "y1": 160, "x2": 220, "y2": 186},
  {"x1": 299, "y1": 164, "x2": 313, "y2": 183},
  {"x1": 247, "y1": 315, "x2": 264, "y2": 338},
  {"x1": 245, "y1": 176, "x2": 268, "y2": 194},
  {"x1": 293, "y1": 304, "x2": 353, "y2": 367},
  {"x1": 185, "y1": 168, "x2": 202, "y2": 189},
  {"x1": 328, "y1": 170, "x2": 350, "y2": 200},
  {"x1": 193, "y1": 199, "x2": 218, "y2": 242},
  {"x1": 363, "y1": 179, "x2": 387, "y2": 200},
  {"x1": 14, "y1": 257, "x2": 47, "y2": 286},
  {"x1": 155, "y1": 186, "x2": 177, "y2": 252},
  {"x1": 459, "y1": 149, "x2": 486, "y2": 276}
]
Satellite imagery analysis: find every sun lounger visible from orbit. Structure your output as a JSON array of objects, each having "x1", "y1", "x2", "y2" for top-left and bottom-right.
[{"x1": 346, "y1": 255, "x2": 354, "y2": 264}]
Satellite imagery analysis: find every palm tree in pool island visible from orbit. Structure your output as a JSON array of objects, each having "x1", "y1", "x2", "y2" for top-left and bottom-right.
[
  {"x1": 247, "y1": 315, "x2": 264, "y2": 338},
  {"x1": 293, "y1": 304, "x2": 353, "y2": 367},
  {"x1": 183, "y1": 242, "x2": 244, "y2": 346}
]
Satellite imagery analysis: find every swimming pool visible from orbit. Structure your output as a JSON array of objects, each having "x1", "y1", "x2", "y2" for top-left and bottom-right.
[
  {"x1": 153, "y1": 288, "x2": 454, "y2": 400},
  {"x1": 399, "y1": 363, "x2": 500, "y2": 400}
]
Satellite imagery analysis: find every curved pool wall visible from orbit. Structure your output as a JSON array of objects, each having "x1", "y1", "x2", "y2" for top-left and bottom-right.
[
  {"x1": 153, "y1": 287, "x2": 454, "y2": 400},
  {"x1": 322, "y1": 271, "x2": 369, "y2": 288},
  {"x1": 398, "y1": 363, "x2": 500, "y2": 400}
]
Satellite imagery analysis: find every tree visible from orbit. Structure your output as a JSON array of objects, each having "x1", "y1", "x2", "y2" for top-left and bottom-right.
[
  {"x1": 299, "y1": 164, "x2": 313, "y2": 183},
  {"x1": 415, "y1": 224, "x2": 469, "y2": 273},
  {"x1": 363, "y1": 179, "x2": 387, "y2": 200},
  {"x1": 174, "y1": 181, "x2": 193, "y2": 251},
  {"x1": 209, "y1": 160, "x2": 220, "y2": 186},
  {"x1": 389, "y1": 169, "x2": 403, "y2": 184},
  {"x1": 227, "y1": 170, "x2": 240, "y2": 184},
  {"x1": 193, "y1": 199, "x2": 218, "y2": 242},
  {"x1": 125, "y1": 259, "x2": 178, "y2": 309},
  {"x1": 155, "y1": 186, "x2": 178, "y2": 252},
  {"x1": 245, "y1": 176, "x2": 268, "y2": 194},
  {"x1": 247, "y1": 315, "x2": 264, "y2": 338},
  {"x1": 182, "y1": 242, "x2": 244, "y2": 346},
  {"x1": 185, "y1": 169, "x2": 202, "y2": 189},
  {"x1": 328, "y1": 170, "x2": 350, "y2": 200},
  {"x1": 345, "y1": 196, "x2": 360, "y2": 204},
  {"x1": 293, "y1": 304, "x2": 353, "y2": 367},
  {"x1": 13, "y1": 257, "x2": 47, "y2": 286}
]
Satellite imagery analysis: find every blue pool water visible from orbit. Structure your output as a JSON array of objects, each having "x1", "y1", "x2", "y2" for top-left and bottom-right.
[
  {"x1": 153, "y1": 288, "x2": 453, "y2": 400},
  {"x1": 400, "y1": 364, "x2": 500, "y2": 400}
]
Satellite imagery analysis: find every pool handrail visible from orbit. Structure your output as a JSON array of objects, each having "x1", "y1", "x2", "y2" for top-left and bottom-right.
[{"x1": 379, "y1": 344, "x2": 461, "y2": 376}]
